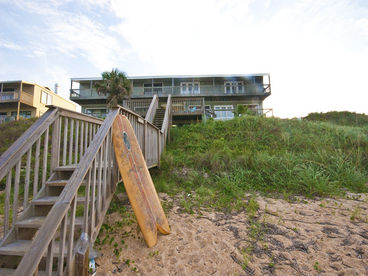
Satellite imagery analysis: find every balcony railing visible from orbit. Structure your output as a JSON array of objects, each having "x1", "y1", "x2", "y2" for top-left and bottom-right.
[
  {"x1": 0, "y1": 92, "x2": 19, "y2": 102},
  {"x1": 70, "y1": 84, "x2": 270, "y2": 100}
]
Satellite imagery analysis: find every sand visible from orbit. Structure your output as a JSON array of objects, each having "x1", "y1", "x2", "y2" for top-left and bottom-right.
[{"x1": 94, "y1": 193, "x2": 368, "y2": 275}]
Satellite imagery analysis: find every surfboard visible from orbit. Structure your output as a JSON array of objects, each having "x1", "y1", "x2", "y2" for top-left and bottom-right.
[{"x1": 112, "y1": 114, "x2": 170, "y2": 247}]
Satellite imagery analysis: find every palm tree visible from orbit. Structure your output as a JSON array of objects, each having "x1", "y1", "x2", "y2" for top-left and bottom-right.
[{"x1": 95, "y1": 68, "x2": 131, "y2": 108}]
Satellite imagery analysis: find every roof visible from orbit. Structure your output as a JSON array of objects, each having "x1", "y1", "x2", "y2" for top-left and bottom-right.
[{"x1": 71, "y1": 73, "x2": 270, "y2": 82}]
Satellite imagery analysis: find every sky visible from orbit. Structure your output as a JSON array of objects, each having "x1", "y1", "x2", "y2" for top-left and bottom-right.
[{"x1": 0, "y1": 0, "x2": 367, "y2": 118}]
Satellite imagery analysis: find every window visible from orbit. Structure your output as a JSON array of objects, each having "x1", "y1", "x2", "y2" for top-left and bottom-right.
[
  {"x1": 41, "y1": 91, "x2": 52, "y2": 105},
  {"x1": 144, "y1": 83, "x2": 162, "y2": 95},
  {"x1": 224, "y1": 81, "x2": 243, "y2": 94},
  {"x1": 41, "y1": 91, "x2": 47, "y2": 104},
  {"x1": 214, "y1": 105, "x2": 234, "y2": 120},
  {"x1": 180, "y1": 82, "x2": 200, "y2": 95},
  {"x1": 85, "y1": 108, "x2": 107, "y2": 118},
  {"x1": 47, "y1": 94, "x2": 52, "y2": 105},
  {"x1": 11, "y1": 111, "x2": 31, "y2": 118}
]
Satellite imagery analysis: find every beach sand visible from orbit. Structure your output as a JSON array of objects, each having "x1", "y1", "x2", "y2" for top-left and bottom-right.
[{"x1": 94, "y1": 193, "x2": 368, "y2": 275}]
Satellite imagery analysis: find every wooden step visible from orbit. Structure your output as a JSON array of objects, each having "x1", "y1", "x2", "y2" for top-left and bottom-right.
[
  {"x1": 53, "y1": 164, "x2": 78, "y2": 172},
  {"x1": 32, "y1": 196, "x2": 85, "y2": 205},
  {"x1": 16, "y1": 216, "x2": 83, "y2": 229},
  {"x1": 46, "y1": 179, "x2": 87, "y2": 187},
  {"x1": 0, "y1": 268, "x2": 57, "y2": 276},
  {"x1": 0, "y1": 240, "x2": 63, "y2": 256}
]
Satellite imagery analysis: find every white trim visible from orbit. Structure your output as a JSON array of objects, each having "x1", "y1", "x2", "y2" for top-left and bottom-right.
[
  {"x1": 180, "y1": 82, "x2": 200, "y2": 95},
  {"x1": 214, "y1": 105, "x2": 234, "y2": 120},
  {"x1": 224, "y1": 81, "x2": 244, "y2": 94}
]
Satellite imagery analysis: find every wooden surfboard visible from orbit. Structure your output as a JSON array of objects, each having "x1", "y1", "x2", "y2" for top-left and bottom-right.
[{"x1": 112, "y1": 114, "x2": 170, "y2": 247}]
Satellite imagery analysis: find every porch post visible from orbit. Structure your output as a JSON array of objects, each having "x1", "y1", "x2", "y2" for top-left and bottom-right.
[{"x1": 17, "y1": 81, "x2": 22, "y2": 120}]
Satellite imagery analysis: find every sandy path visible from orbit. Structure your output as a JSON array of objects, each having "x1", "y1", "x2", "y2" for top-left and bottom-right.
[{"x1": 94, "y1": 193, "x2": 368, "y2": 275}]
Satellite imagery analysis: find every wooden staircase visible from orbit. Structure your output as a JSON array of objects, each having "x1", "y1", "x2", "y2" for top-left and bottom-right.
[
  {"x1": 153, "y1": 107, "x2": 165, "y2": 129},
  {"x1": 0, "y1": 99, "x2": 172, "y2": 275},
  {"x1": 0, "y1": 165, "x2": 83, "y2": 275}
]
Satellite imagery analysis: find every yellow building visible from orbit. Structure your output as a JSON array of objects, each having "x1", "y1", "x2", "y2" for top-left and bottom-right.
[{"x1": 0, "y1": 80, "x2": 76, "y2": 122}]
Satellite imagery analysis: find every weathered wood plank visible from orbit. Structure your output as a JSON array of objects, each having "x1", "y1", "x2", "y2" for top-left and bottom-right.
[
  {"x1": 75, "y1": 120, "x2": 79, "y2": 163},
  {"x1": 24, "y1": 148, "x2": 32, "y2": 209},
  {"x1": 51, "y1": 117, "x2": 61, "y2": 171},
  {"x1": 33, "y1": 138, "x2": 41, "y2": 197},
  {"x1": 41, "y1": 127, "x2": 49, "y2": 187},
  {"x1": 45, "y1": 238, "x2": 54, "y2": 276},
  {"x1": 0, "y1": 108, "x2": 58, "y2": 181},
  {"x1": 83, "y1": 169, "x2": 91, "y2": 234},
  {"x1": 69, "y1": 119, "x2": 74, "y2": 165},
  {"x1": 13, "y1": 160, "x2": 21, "y2": 226},
  {"x1": 67, "y1": 197, "x2": 77, "y2": 274},
  {"x1": 58, "y1": 215, "x2": 67, "y2": 275},
  {"x1": 58, "y1": 108, "x2": 103, "y2": 125},
  {"x1": 80, "y1": 121, "x2": 84, "y2": 159},
  {"x1": 63, "y1": 117, "x2": 68, "y2": 166},
  {"x1": 4, "y1": 171, "x2": 12, "y2": 236}
]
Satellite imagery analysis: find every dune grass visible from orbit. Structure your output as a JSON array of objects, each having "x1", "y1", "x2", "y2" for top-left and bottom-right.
[{"x1": 152, "y1": 115, "x2": 368, "y2": 211}]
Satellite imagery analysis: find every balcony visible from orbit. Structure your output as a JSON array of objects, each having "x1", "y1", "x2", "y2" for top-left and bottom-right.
[
  {"x1": 0, "y1": 92, "x2": 19, "y2": 102},
  {"x1": 0, "y1": 91, "x2": 34, "y2": 106},
  {"x1": 70, "y1": 83, "x2": 271, "y2": 101}
]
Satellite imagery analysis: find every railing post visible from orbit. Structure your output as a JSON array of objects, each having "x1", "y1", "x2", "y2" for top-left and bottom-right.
[
  {"x1": 157, "y1": 129, "x2": 160, "y2": 168},
  {"x1": 51, "y1": 109, "x2": 60, "y2": 171},
  {"x1": 143, "y1": 120, "x2": 147, "y2": 159},
  {"x1": 75, "y1": 233, "x2": 89, "y2": 276}
]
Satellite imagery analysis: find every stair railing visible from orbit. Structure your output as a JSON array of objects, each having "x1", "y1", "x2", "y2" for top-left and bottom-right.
[
  {"x1": 161, "y1": 94, "x2": 172, "y2": 145},
  {"x1": 14, "y1": 104, "x2": 170, "y2": 275},
  {"x1": 145, "y1": 94, "x2": 158, "y2": 123},
  {"x1": 0, "y1": 107, "x2": 103, "y2": 242}
]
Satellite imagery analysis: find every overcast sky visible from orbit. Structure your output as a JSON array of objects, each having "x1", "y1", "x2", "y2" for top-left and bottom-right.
[{"x1": 0, "y1": 0, "x2": 367, "y2": 118}]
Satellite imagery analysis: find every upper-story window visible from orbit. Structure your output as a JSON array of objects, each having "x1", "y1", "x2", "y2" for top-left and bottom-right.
[
  {"x1": 181, "y1": 82, "x2": 200, "y2": 95},
  {"x1": 224, "y1": 81, "x2": 243, "y2": 94},
  {"x1": 144, "y1": 83, "x2": 162, "y2": 95},
  {"x1": 41, "y1": 91, "x2": 52, "y2": 105}
]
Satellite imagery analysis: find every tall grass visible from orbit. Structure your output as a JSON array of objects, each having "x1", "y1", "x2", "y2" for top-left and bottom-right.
[{"x1": 152, "y1": 115, "x2": 368, "y2": 209}]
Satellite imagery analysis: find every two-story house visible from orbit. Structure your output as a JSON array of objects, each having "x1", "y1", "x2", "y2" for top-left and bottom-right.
[
  {"x1": 0, "y1": 80, "x2": 76, "y2": 123},
  {"x1": 70, "y1": 74, "x2": 271, "y2": 124}
]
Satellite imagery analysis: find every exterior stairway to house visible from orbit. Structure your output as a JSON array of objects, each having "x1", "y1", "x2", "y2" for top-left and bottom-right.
[
  {"x1": 153, "y1": 107, "x2": 165, "y2": 130},
  {"x1": 0, "y1": 95, "x2": 172, "y2": 275},
  {"x1": 0, "y1": 164, "x2": 82, "y2": 275}
]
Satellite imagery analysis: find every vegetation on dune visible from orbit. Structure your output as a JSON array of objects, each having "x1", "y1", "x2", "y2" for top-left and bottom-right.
[
  {"x1": 304, "y1": 111, "x2": 368, "y2": 127},
  {"x1": 0, "y1": 118, "x2": 37, "y2": 155},
  {"x1": 152, "y1": 115, "x2": 368, "y2": 210}
]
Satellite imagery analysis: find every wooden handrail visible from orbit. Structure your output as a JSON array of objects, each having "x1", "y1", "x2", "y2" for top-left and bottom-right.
[
  {"x1": 161, "y1": 94, "x2": 172, "y2": 143},
  {"x1": 145, "y1": 94, "x2": 158, "y2": 123},
  {"x1": 0, "y1": 107, "x2": 58, "y2": 180},
  {"x1": 14, "y1": 109, "x2": 120, "y2": 275}
]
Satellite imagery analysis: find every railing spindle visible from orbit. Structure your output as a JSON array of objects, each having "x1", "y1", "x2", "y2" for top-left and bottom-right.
[
  {"x1": 90, "y1": 159, "x2": 96, "y2": 239},
  {"x1": 45, "y1": 238, "x2": 54, "y2": 276},
  {"x1": 80, "y1": 121, "x2": 84, "y2": 158},
  {"x1": 75, "y1": 120, "x2": 79, "y2": 163},
  {"x1": 24, "y1": 148, "x2": 32, "y2": 209},
  {"x1": 69, "y1": 119, "x2": 74, "y2": 165},
  {"x1": 33, "y1": 138, "x2": 41, "y2": 197},
  {"x1": 63, "y1": 117, "x2": 68, "y2": 166},
  {"x1": 4, "y1": 171, "x2": 12, "y2": 236},
  {"x1": 42, "y1": 127, "x2": 49, "y2": 187},
  {"x1": 13, "y1": 160, "x2": 21, "y2": 226},
  {"x1": 58, "y1": 214, "x2": 67, "y2": 275},
  {"x1": 83, "y1": 169, "x2": 91, "y2": 233},
  {"x1": 67, "y1": 197, "x2": 77, "y2": 273}
]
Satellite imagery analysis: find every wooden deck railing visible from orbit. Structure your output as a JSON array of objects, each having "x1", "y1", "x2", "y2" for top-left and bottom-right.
[{"x1": 5, "y1": 103, "x2": 171, "y2": 275}]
